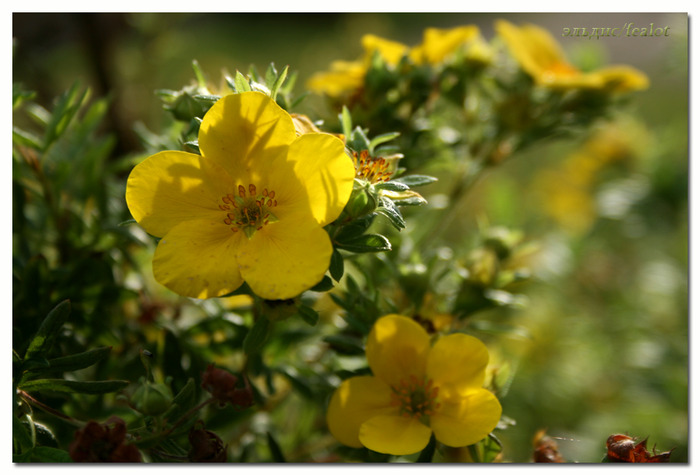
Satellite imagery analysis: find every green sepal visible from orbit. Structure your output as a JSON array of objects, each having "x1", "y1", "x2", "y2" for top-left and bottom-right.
[{"x1": 234, "y1": 71, "x2": 252, "y2": 93}]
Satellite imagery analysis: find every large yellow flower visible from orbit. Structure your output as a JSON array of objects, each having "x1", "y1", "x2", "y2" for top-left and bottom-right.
[
  {"x1": 327, "y1": 314, "x2": 501, "y2": 455},
  {"x1": 410, "y1": 25, "x2": 489, "y2": 65},
  {"x1": 495, "y1": 19, "x2": 649, "y2": 92},
  {"x1": 126, "y1": 92, "x2": 355, "y2": 300}
]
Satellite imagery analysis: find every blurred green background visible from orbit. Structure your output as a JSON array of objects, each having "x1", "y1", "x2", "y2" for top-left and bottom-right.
[{"x1": 12, "y1": 12, "x2": 688, "y2": 462}]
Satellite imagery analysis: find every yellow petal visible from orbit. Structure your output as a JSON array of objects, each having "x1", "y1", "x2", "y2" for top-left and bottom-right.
[
  {"x1": 427, "y1": 333, "x2": 489, "y2": 400},
  {"x1": 495, "y1": 20, "x2": 575, "y2": 82},
  {"x1": 359, "y1": 414, "x2": 432, "y2": 455},
  {"x1": 236, "y1": 218, "x2": 333, "y2": 300},
  {"x1": 326, "y1": 376, "x2": 395, "y2": 448},
  {"x1": 592, "y1": 65, "x2": 650, "y2": 92},
  {"x1": 125, "y1": 150, "x2": 232, "y2": 238},
  {"x1": 153, "y1": 219, "x2": 246, "y2": 299},
  {"x1": 281, "y1": 133, "x2": 355, "y2": 226},
  {"x1": 198, "y1": 91, "x2": 296, "y2": 181},
  {"x1": 430, "y1": 388, "x2": 502, "y2": 448},
  {"x1": 366, "y1": 315, "x2": 430, "y2": 388},
  {"x1": 361, "y1": 34, "x2": 410, "y2": 66}
]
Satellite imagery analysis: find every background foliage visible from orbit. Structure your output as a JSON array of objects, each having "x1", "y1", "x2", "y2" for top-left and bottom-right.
[{"x1": 12, "y1": 12, "x2": 687, "y2": 463}]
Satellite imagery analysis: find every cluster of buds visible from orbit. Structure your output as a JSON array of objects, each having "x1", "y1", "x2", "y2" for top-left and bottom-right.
[
  {"x1": 605, "y1": 434, "x2": 673, "y2": 463},
  {"x1": 201, "y1": 364, "x2": 254, "y2": 409},
  {"x1": 68, "y1": 416, "x2": 142, "y2": 462}
]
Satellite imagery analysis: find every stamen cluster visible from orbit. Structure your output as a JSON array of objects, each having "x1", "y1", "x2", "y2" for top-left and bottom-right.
[
  {"x1": 219, "y1": 183, "x2": 278, "y2": 238},
  {"x1": 390, "y1": 375, "x2": 440, "y2": 420}
]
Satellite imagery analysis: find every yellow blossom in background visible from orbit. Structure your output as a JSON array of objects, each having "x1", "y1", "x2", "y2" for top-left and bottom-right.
[
  {"x1": 126, "y1": 91, "x2": 355, "y2": 300},
  {"x1": 410, "y1": 25, "x2": 489, "y2": 65},
  {"x1": 327, "y1": 314, "x2": 501, "y2": 455},
  {"x1": 495, "y1": 19, "x2": 649, "y2": 92},
  {"x1": 308, "y1": 25, "x2": 490, "y2": 97}
]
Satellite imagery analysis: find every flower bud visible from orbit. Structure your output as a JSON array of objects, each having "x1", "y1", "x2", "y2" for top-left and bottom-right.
[
  {"x1": 132, "y1": 379, "x2": 173, "y2": 416},
  {"x1": 188, "y1": 421, "x2": 227, "y2": 463},
  {"x1": 69, "y1": 417, "x2": 142, "y2": 462},
  {"x1": 346, "y1": 187, "x2": 377, "y2": 218}
]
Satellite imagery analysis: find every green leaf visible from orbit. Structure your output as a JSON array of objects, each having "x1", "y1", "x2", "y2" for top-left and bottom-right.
[
  {"x1": 18, "y1": 378, "x2": 129, "y2": 395},
  {"x1": 243, "y1": 316, "x2": 271, "y2": 355},
  {"x1": 309, "y1": 275, "x2": 334, "y2": 292},
  {"x1": 12, "y1": 126, "x2": 43, "y2": 150},
  {"x1": 191, "y1": 59, "x2": 207, "y2": 88},
  {"x1": 392, "y1": 174, "x2": 438, "y2": 187},
  {"x1": 336, "y1": 233, "x2": 392, "y2": 253},
  {"x1": 162, "y1": 378, "x2": 196, "y2": 422},
  {"x1": 14, "y1": 446, "x2": 73, "y2": 463},
  {"x1": 323, "y1": 334, "x2": 365, "y2": 355},
  {"x1": 23, "y1": 300, "x2": 71, "y2": 362},
  {"x1": 23, "y1": 347, "x2": 112, "y2": 379},
  {"x1": 43, "y1": 82, "x2": 89, "y2": 151},
  {"x1": 234, "y1": 71, "x2": 252, "y2": 93},
  {"x1": 270, "y1": 65, "x2": 289, "y2": 101},
  {"x1": 329, "y1": 248, "x2": 345, "y2": 282},
  {"x1": 376, "y1": 198, "x2": 406, "y2": 230},
  {"x1": 334, "y1": 215, "x2": 375, "y2": 242},
  {"x1": 266, "y1": 431, "x2": 286, "y2": 463},
  {"x1": 374, "y1": 181, "x2": 410, "y2": 192},
  {"x1": 296, "y1": 305, "x2": 319, "y2": 326},
  {"x1": 368, "y1": 131, "x2": 400, "y2": 154}
]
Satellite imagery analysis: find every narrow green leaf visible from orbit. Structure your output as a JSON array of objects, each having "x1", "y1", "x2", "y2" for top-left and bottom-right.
[
  {"x1": 191, "y1": 59, "x2": 207, "y2": 88},
  {"x1": 18, "y1": 378, "x2": 129, "y2": 395},
  {"x1": 374, "y1": 181, "x2": 410, "y2": 192},
  {"x1": 336, "y1": 233, "x2": 392, "y2": 253},
  {"x1": 266, "y1": 431, "x2": 286, "y2": 463},
  {"x1": 234, "y1": 71, "x2": 252, "y2": 92},
  {"x1": 376, "y1": 199, "x2": 406, "y2": 230},
  {"x1": 270, "y1": 65, "x2": 289, "y2": 101},
  {"x1": 24, "y1": 347, "x2": 112, "y2": 377},
  {"x1": 44, "y1": 82, "x2": 89, "y2": 150},
  {"x1": 243, "y1": 316, "x2": 270, "y2": 355},
  {"x1": 334, "y1": 215, "x2": 375, "y2": 242},
  {"x1": 296, "y1": 305, "x2": 319, "y2": 326},
  {"x1": 23, "y1": 300, "x2": 71, "y2": 362},
  {"x1": 309, "y1": 275, "x2": 333, "y2": 292},
  {"x1": 368, "y1": 131, "x2": 400, "y2": 154},
  {"x1": 392, "y1": 174, "x2": 438, "y2": 187},
  {"x1": 323, "y1": 334, "x2": 365, "y2": 355},
  {"x1": 12, "y1": 126, "x2": 43, "y2": 150},
  {"x1": 329, "y1": 248, "x2": 345, "y2": 282}
]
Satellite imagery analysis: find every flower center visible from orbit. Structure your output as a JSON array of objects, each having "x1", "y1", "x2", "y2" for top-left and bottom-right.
[
  {"x1": 390, "y1": 375, "x2": 440, "y2": 421},
  {"x1": 219, "y1": 184, "x2": 279, "y2": 238},
  {"x1": 353, "y1": 150, "x2": 394, "y2": 183}
]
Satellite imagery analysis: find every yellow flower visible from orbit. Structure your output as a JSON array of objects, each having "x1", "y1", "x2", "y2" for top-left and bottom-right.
[
  {"x1": 305, "y1": 60, "x2": 366, "y2": 99},
  {"x1": 308, "y1": 26, "x2": 487, "y2": 97},
  {"x1": 126, "y1": 91, "x2": 355, "y2": 300},
  {"x1": 327, "y1": 314, "x2": 501, "y2": 455},
  {"x1": 495, "y1": 19, "x2": 649, "y2": 92},
  {"x1": 410, "y1": 25, "x2": 488, "y2": 65}
]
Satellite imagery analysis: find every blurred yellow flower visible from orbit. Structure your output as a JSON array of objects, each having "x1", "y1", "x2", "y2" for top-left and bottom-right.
[
  {"x1": 410, "y1": 25, "x2": 489, "y2": 65},
  {"x1": 308, "y1": 25, "x2": 489, "y2": 97},
  {"x1": 327, "y1": 314, "x2": 501, "y2": 455},
  {"x1": 126, "y1": 91, "x2": 355, "y2": 300},
  {"x1": 495, "y1": 19, "x2": 649, "y2": 92}
]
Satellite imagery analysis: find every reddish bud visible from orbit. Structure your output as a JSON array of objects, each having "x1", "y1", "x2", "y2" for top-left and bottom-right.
[
  {"x1": 188, "y1": 421, "x2": 227, "y2": 463},
  {"x1": 69, "y1": 416, "x2": 142, "y2": 463},
  {"x1": 201, "y1": 364, "x2": 254, "y2": 409},
  {"x1": 606, "y1": 434, "x2": 673, "y2": 463}
]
